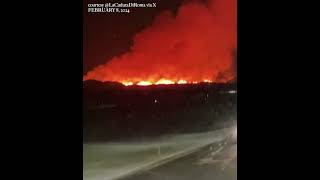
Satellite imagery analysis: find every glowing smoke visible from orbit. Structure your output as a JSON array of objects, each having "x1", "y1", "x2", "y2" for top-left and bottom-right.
[{"x1": 84, "y1": 0, "x2": 237, "y2": 85}]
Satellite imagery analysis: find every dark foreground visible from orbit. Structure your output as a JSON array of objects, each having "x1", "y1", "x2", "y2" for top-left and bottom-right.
[
  {"x1": 119, "y1": 139, "x2": 237, "y2": 180},
  {"x1": 83, "y1": 81, "x2": 237, "y2": 142}
]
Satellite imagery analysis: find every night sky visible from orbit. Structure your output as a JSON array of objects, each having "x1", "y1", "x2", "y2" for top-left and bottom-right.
[{"x1": 83, "y1": 0, "x2": 186, "y2": 75}]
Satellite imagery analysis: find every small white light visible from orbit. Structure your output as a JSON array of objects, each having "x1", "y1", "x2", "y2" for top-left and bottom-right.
[{"x1": 232, "y1": 126, "x2": 237, "y2": 140}]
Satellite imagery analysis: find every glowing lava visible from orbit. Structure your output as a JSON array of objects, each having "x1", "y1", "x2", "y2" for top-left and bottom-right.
[
  {"x1": 136, "y1": 81, "x2": 152, "y2": 86},
  {"x1": 122, "y1": 81, "x2": 134, "y2": 86},
  {"x1": 155, "y1": 79, "x2": 175, "y2": 85},
  {"x1": 177, "y1": 80, "x2": 187, "y2": 84},
  {"x1": 120, "y1": 79, "x2": 215, "y2": 86}
]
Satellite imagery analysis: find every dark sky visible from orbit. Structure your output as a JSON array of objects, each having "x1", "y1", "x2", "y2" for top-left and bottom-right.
[{"x1": 83, "y1": 0, "x2": 186, "y2": 75}]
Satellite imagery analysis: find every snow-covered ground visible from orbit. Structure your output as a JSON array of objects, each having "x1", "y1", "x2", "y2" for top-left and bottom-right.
[{"x1": 83, "y1": 128, "x2": 232, "y2": 180}]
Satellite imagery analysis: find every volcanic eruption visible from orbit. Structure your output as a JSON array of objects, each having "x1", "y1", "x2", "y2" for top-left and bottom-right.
[{"x1": 84, "y1": 0, "x2": 237, "y2": 86}]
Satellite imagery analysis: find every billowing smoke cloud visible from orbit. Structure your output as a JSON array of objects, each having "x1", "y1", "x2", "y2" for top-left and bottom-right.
[{"x1": 84, "y1": 0, "x2": 237, "y2": 85}]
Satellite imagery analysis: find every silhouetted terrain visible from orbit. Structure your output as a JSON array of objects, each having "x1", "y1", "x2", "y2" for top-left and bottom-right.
[{"x1": 83, "y1": 80, "x2": 237, "y2": 142}]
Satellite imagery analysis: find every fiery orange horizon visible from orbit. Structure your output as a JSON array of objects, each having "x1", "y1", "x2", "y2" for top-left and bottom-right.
[
  {"x1": 120, "y1": 79, "x2": 210, "y2": 86},
  {"x1": 84, "y1": 0, "x2": 237, "y2": 86}
]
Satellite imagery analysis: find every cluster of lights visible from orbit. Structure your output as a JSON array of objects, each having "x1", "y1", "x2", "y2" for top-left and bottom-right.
[{"x1": 121, "y1": 79, "x2": 214, "y2": 86}]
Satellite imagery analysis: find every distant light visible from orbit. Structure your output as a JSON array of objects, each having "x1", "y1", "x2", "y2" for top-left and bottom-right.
[
  {"x1": 227, "y1": 90, "x2": 237, "y2": 94},
  {"x1": 154, "y1": 99, "x2": 157, "y2": 103}
]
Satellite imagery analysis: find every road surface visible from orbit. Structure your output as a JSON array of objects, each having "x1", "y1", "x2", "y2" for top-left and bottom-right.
[
  {"x1": 83, "y1": 129, "x2": 232, "y2": 180},
  {"x1": 119, "y1": 138, "x2": 237, "y2": 180}
]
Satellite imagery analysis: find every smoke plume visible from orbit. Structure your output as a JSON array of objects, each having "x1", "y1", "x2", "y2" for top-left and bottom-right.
[{"x1": 84, "y1": 0, "x2": 237, "y2": 85}]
